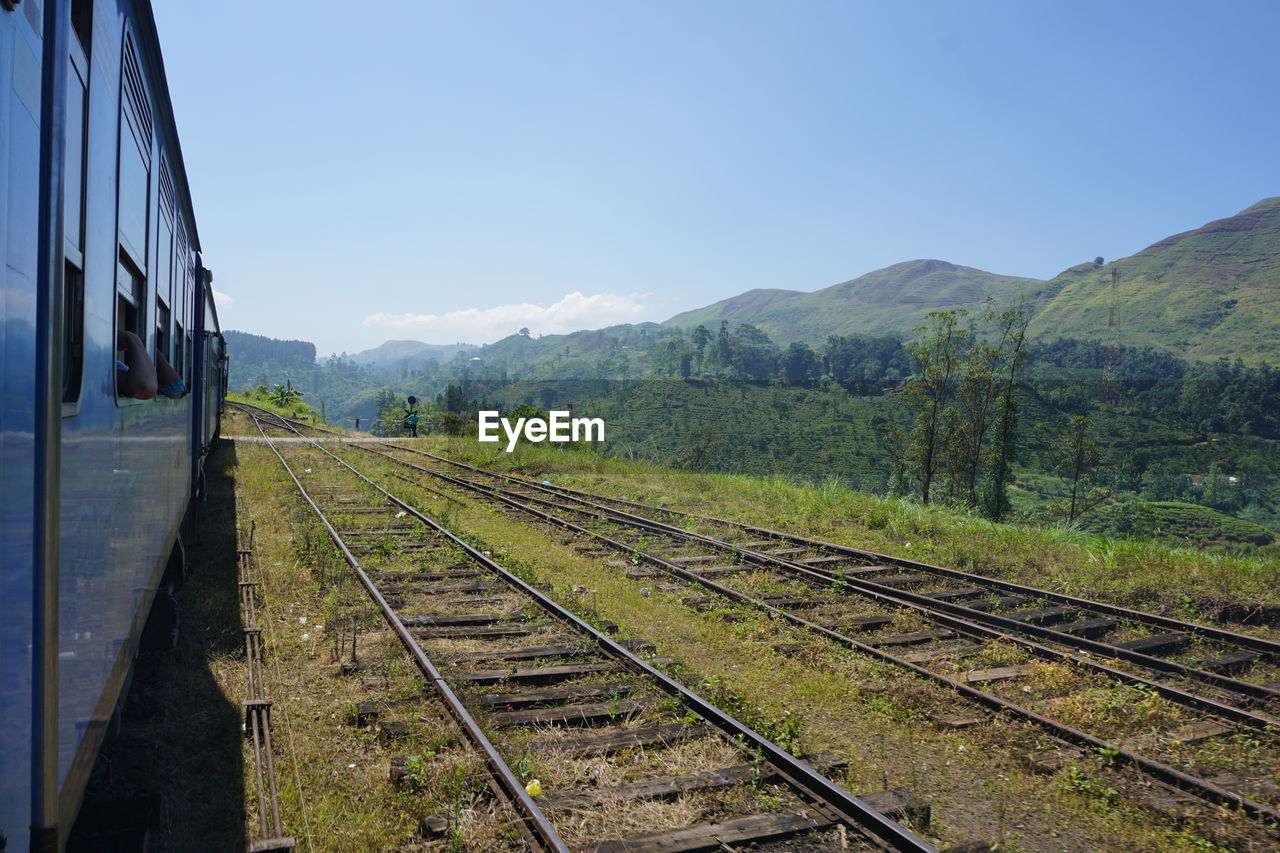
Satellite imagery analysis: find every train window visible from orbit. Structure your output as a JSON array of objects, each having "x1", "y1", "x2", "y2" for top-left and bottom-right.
[
  {"x1": 117, "y1": 253, "x2": 145, "y2": 337},
  {"x1": 157, "y1": 162, "x2": 175, "y2": 330},
  {"x1": 118, "y1": 34, "x2": 151, "y2": 270},
  {"x1": 156, "y1": 300, "x2": 170, "y2": 363},
  {"x1": 65, "y1": 49, "x2": 88, "y2": 256},
  {"x1": 64, "y1": 33, "x2": 89, "y2": 415},
  {"x1": 62, "y1": 261, "x2": 85, "y2": 408},
  {"x1": 71, "y1": 0, "x2": 92, "y2": 53},
  {"x1": 174, "y1": 322, "x2": 186, "y2": 381}
]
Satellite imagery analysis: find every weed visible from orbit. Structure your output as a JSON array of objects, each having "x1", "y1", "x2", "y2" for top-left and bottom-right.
[{"x1": 402, "y1": 746, "x2": 439, "y2": 792}]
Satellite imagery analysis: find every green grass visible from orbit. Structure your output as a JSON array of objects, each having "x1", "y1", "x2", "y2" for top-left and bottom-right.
[
  {"x1": 227, "y1": 389, "x2": 328, "y2": 424},
  {"x1": 411, "y1": 434, "x2": 1280, "y2": 618}
]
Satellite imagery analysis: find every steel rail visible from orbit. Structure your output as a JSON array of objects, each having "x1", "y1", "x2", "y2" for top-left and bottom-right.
[
  {"x1": 400, "y1": 442, "x2": 1280, "y2": 659},
  {"x1": 379, "y1": 444, "x2": 1280, "y2": 706},
  {"x1": 362, "y1": 444, "x2": 1280, "y2": 730},
  {"x1": 347, "y1": 442, "x2": 1280, "y2": 830},
  {"x1": 244, "y1": 410, "x2": 568, "y2": 852},
  {"x1": 247, "y1": 407, "x2": 938, "y2": 853}
]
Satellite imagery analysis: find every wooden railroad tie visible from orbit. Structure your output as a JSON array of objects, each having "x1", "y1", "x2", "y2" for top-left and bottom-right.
[
  {"x1": 924, "y1": 586, "x2": 987, "y2": 601},
  {"x1": 526, "y1": 721, "x2": 704, "y2": 758},
  {"x1": 487, "y1": 697, "x2": 651, "y2": 728},
  {"x1": 1054, "y1": 617, "x2": 1117, "y2": 638},
  {"x1": 960, "y1": 663, "x2": 1039, "y2": 684},
  {"x1": 1113, "y1": 632, "x2": 1191, "y2": 656},
  {"x1": 1199, "y1": 649, "x2": 1258, "y2": 674},
  {"x1": 901, "y1": 643, "x2": 982, "y2": 664},
  {"x1": 472, "y1": 682, "x2": 636, "y2": 710},
  {"x1": 870, "y1": 629, "x2": 956, "y2": 647},
  {"x1": 538, "y1": 753, "x2": 847, "y2": 810},
  {"x1": 869, "y1": 574, "x2": 932, "y2": 589}
]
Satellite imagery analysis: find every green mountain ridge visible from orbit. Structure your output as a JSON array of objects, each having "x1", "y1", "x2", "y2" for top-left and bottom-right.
[
  {"x1": 348, "y1": 339, "x2": 477, "y2": 368},
  {"x1": 661, "y1": 198, "x2": 1280, "y2": 364},
  {"x1": 1027, "y1": 197, "x2": 1280, "y2": 363},
  {"x1": 279, "y1": 197, "x2": 1279, "y2": 377},
  {"x1": 666, "y1": 259, "x2": 1042, "y2": 344},
  {"x1": 664, "y1": 287, "x2": 805, "y2": 328}
]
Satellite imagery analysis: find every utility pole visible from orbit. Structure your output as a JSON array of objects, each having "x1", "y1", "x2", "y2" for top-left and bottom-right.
[{"x1": 1101, "y1": 268, "x2": 1120, "y2": 406}]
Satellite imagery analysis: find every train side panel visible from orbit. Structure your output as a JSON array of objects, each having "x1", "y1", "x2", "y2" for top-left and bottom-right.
[
  {"x1": 54, "y1": 0, "x2": 208, "y2": 831},
  {"x1": 1, "y1": 0, "x2": 217, "y2": 846},
  {"x1": 0, "y1": 3, "x2": 47, "y2": 848}
]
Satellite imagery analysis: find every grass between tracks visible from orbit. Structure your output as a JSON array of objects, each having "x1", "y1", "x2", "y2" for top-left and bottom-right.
[
  {"x1": 217, "y1": 412, "x2": 1270, "y2": 851},
  {"x1": 400, "y1": 435, "x2": 1280, "y2": 627}
]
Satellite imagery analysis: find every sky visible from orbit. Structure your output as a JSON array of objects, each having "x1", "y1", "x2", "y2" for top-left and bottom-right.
[{"x1": 151, "y1": 0, "x2": 1280, "y2": 357}]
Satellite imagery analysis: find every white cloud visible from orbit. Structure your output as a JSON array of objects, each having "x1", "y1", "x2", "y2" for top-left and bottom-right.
[
  {"x1": 212, "y1": 289, "x2": 234, "y2": 308},
  {"x1": 363, "y1": 291, "x2": 651, "y2": 343}
]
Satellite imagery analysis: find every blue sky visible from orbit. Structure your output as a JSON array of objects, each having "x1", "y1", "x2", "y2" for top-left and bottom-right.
[{"x1": 152, "y1": 1, "x2": 1280, "y2": 356}]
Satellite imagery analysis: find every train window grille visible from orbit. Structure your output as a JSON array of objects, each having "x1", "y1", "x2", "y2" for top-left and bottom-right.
[
  {"x1": 66, "y1": 42, "x2": 89, "y2": 257},
  {"x1": 63, "y1": 33, "x2": 90, "y2": 413},
  {"x1": 176, "y1": 216, "x2": 190, "y2": 332},
  {"x1": 175, "y1": 322, "x2": 186, "y2": 381},
  {"x1": 62, "y1": 261, "x2": 85, "y2": 407},
  {"x1": 116, "y1": 252, "x2": 145, "y2": 341},
  {"x1": 156, "y1": 300, "x2": 171, "y2": 363},
  {"x1": 117, "y1": 32, "x2": 151, "y2": 272},
  {"x1": 157, "y1": 163, "x2": 175, "y2": 348}
]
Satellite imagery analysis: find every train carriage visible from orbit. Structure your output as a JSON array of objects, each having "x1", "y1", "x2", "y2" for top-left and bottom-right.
[{"x1": 0, "y1": 1, "x2": 223, "y2": 849}]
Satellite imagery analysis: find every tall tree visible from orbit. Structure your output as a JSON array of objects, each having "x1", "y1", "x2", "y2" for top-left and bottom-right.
[
  {"x1": 904, "y1": 310, "x2": 965, "y2": 504},
  {"x1": 980, "y1": 303, "x2": 1030, "y2": 521},
  {"x1": 1053, "y1": 413, "x2": 1106, "y2": 523}
]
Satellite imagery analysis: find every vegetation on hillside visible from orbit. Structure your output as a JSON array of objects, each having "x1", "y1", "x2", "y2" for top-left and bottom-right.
[{"x1": 666, "y1": 259, "x2": 1041, "y2": 345}]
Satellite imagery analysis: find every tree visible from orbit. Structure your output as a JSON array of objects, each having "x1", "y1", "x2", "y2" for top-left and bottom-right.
[
  {"x1": 1053, "y1": 413, "x2": 1107, "y2": 523},
  {"x1": 371, "y1": 389, "x2": 406, "y2": 436},
  {"x1": 691, "y1": 325, "x2": 711, "y2": 363},
  {"x1": 979, "y1": 303, "x2": 1030, "y2": 521},
  {"x1": 904, "y1": 310, "x2": 966, "y2": 504},
  {"x1": 1197, "y1": 461, "x2": 1235, "y2": 511},
  {"x1": 781, "y1": 342, "x2": 821, "y2": 382},
  {"x1": 270, "y1": 380, "x2": 302, "y2": 408}
]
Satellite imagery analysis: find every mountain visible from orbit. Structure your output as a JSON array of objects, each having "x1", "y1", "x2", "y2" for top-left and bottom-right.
[
  {"x1": 666, "y1": 288, "x2": 804, "y2": 329},
  {"x1": 1027, "y1": 198, "x2": 1280, "y2": 363},
  {"x1": 441, "y1": 323, "x2": 680, "y2": 380},
  {"x1": 349, "y1": 339, "x2": 476, "y2": 368},
  {"x1": 665, "y1": 260, "x2": 1042, "y2": 344},
  {"x1": 660, "y1": 199, "x2": 1280, "y2": 364},
  {"x1": 224, "y1": 330, "x2": 316, "y2": 369}
]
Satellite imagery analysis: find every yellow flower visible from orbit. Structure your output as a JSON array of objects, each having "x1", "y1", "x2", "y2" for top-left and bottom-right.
[{"x1": 525, "y1": 779, "x2": 542, "y2": 797}]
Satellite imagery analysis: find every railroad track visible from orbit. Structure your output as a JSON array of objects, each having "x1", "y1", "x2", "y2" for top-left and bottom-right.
[
  {"x1": 235, "y1": 404, "x2": 941, "y2": 852},
  {"x1": 325, "y1": 436, "x2": 1280, "y2": 843}
]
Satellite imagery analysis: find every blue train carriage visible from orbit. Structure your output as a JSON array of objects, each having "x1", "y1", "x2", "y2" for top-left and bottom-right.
[{"x1": 1, "y1": 1, "x2": 224, "y2": 849}]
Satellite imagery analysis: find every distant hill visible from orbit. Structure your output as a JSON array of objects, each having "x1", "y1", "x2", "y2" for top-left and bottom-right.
[
  {"x1": 667, "y1": 288, "x2": 804, "y2": 329},
  {"x1": 350, "y1": 339, "x2": 476, "y2": 369},
  {"x1": 442, "y1": 323, "x2": 680, "y2": 380},
  {"x1": 660, "y1": 199, "x2": 1280, "y2": 364},
  {"x1": 224, "y1": 330, "x2": 318, "y2": 392},
  {"x1": 665, "y1": 260, "x2": 1042, "y2": 344},
  {"x1": 224, "y1": 330, "x2": 315, "y2": 370},
  {"x1": 1027, "y1": 198, "x2": 1280, "y2": 363}
]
